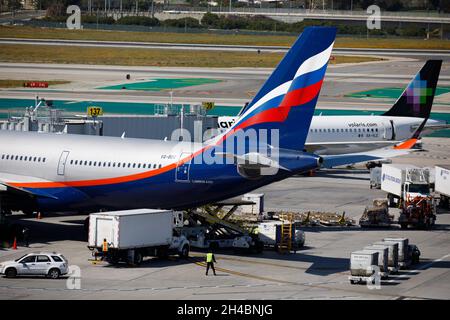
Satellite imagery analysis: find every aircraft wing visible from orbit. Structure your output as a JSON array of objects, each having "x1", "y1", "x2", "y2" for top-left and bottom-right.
[
  {"x1": 321, "y1": 147, "x2": 413, "y2": 168},
  {"x1": 0, "y1": 172, "x2": 59, "y2": 199},
  {"x1": 304, "y1": 140, "x2": 399, "y2": 154}
]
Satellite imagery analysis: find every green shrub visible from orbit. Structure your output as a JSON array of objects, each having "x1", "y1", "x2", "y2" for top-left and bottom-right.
[
  {"x1": 41, "y1": 15, "x2": 67, "y2": 22},
  {"x1": 116, "y1": 16, "x2": 160, "y2": 27},
  {"x1": 201, "y1": 12, "x2": 220, "y2": 27},
  {"x1": 396, "y1": 27, "x2": 426, "y2": 37},
  {"x1": 82, "y1": 15, "x2": 115, "y2": 25},
  {"x1": 163, "y1": 17, "x2": 202, "y2": 28}
]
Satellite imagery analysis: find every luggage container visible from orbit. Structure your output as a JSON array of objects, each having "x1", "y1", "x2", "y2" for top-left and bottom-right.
[
  {"x1": 241, "y1": 193, "x2": 264, "y2": 214},
  {"x1": 372, "y1": 241, "x2": 399, "y2": 273},
  {"x1": 363, "y1": 246, "x2": 389, "y2": 278},
  {"x1": 383, "y1": 237, "x2": 409, "y2": 268},
  {"x1": 257, "y1": 221, "x2": 305, "y2": 249},
  {"x1": 349, "y1": 250, "x2": 379, "y2": 284}
]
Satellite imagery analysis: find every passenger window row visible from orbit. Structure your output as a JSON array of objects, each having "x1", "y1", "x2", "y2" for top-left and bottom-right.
[
  {"x1": 310, "y1": 128, "x2": 379, "y2": 133},
  {"x1": 1, "y1": 154, "x2": 46, "y2": 163},
  {"x1": 69, "y1": 159, "x2": 163, "y2": 170}
]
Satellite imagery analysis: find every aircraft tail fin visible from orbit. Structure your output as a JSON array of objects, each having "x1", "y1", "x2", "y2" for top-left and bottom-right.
[
  {"x1": 224, "y1": 27, "x2": 337, "y2": 151},
  {"x1": 383, "y1": 60, "x2": 442, "y2": 119}
]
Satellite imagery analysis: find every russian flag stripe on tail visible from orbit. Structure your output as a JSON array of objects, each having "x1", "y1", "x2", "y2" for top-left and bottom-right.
[
  {"x1": 280, "y1": 79, "x2": 324, "y2": 108},
  {"x1": 223, "y1": 27, "x2": 336, "y2": 151}
]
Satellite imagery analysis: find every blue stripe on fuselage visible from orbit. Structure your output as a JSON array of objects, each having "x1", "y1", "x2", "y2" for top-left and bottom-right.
[{"x1": 30, "y1": 160, "x2": 291, "y2": 212}]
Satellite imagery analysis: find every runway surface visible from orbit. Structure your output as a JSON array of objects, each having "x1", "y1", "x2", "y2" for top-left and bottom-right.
[
  {"x1": 0, "y1": 59, "x2": 449, "y2": 114},
  {"x1": 0, "y1": 56, "x2": 449, "y2": 299},
  {"x1": 1, "y1": 38, "x2": 450, "y2": 60},
  {"x1": 0, "y1": 138, "x2": 449, "y2": 300}
]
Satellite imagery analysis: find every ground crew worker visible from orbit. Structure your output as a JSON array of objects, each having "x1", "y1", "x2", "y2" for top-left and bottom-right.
[
  {"x1": 101, "y1": 238, "x2": 109, "y2": 260},
  {"x1": 22, "y1": 226, "x2": 30, "y2": 247},
  {"x1": 205, "y1": 250, "x2": 217, "y2": 276}
]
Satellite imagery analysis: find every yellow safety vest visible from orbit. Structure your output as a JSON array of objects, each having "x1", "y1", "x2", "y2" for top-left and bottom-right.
[
  {"x1": 102, "y1": 241, "x2": 108, "y2": 252},
  {"x1": 206, "y1": 253, "x2": 213, "y2": 263}
]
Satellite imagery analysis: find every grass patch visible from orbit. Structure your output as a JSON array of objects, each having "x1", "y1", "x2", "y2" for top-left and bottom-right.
[
  {"x1": 0, "y1": 25, "x2": 449, "y2": 50},
  {"x1": 98, "y1": 78, "x2": 221, "y2": 91},
  {"x1": 0, "y1": 79, "x2": 70, "y2": 88},
  {"x1": 0, "y1": 44, "x2": 381, "y2": 67}
]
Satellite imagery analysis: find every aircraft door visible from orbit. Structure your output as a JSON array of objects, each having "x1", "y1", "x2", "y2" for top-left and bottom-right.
[
  {"x1": 390, "y1": 120, "x2": 396, "y2": 140},
  {"x1": 382, "y1": 121, "x2": 394, "y2": 140},
  {"x1": 57, "y1": 151, "x2": 70, "y2": 176},
  {"x1": 175, "y1": 152, "x2": 192, "y2": 182}
]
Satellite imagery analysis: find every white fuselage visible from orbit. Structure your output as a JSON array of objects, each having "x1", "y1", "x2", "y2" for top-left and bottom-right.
[
  {"x1": 218, "y1": 115, "x2": 445, "y2": 155},
  {"x1": 0, "y1": 131, "x2": 201, "y2": 185}
]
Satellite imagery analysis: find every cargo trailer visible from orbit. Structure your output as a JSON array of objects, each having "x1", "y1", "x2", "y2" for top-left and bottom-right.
[
  {"x1": 363, "y1": 246, "x2": 389, "y2": 278},
  {"x1": 372, "y1": 241, "x2": 399, "y2": 273},
  {"x1": 257, "y1": 221, "x2": 305, "y2": 249},
  {"x1": 349, "y1": 250, "x2": 379, "y2": 284},
  {"x1": 383, "y1": 238, "x2": 409, "y2": 268}
]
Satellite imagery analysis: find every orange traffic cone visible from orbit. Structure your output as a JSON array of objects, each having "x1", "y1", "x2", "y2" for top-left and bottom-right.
[
  {"x1": 12, "y1": 237, "x2": 17, "y2": 250},
  {"x1": 37, "y1": 212, "x2": 42, "y2": 219}
]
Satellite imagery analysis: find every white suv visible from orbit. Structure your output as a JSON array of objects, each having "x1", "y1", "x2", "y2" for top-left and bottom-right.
[{"x1": 0, "y1": 252, "x2": 69, "y2": 279}]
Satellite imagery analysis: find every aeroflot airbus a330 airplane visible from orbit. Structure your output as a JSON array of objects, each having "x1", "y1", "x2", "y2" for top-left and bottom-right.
[
  {"x1": 0, "y1": 27, "x2": 412, "y2": 216},
  {"x1": 0, "y1": 27, "x2": 339, "y2": 215}
]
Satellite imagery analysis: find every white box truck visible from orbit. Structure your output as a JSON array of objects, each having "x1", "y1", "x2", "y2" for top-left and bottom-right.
[
  {"x1": 381, "y1": 164, "x2": 435, "y2": 228},
  {"x1": 381, "y1": 164, "x2": 431, "y2": 207},
  {"x1": 435, "y1": 165, "x2": 450, "y2": 210},
  {"x1": 88, "y1": 209, "x2": 189, "y2": 265}
]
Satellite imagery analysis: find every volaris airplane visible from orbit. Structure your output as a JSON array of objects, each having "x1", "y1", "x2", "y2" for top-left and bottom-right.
[{"x1": 218, "y1": 60, "x2": 447, "y2": 157}]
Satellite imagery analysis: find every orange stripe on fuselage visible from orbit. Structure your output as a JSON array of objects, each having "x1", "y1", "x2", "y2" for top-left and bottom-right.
[
  {"x1": 8, "y1": 149, "x2": 204, "y2": 189},
  {"x1": 7, "y1": 81, "x2": 322, "y2": 190}
]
